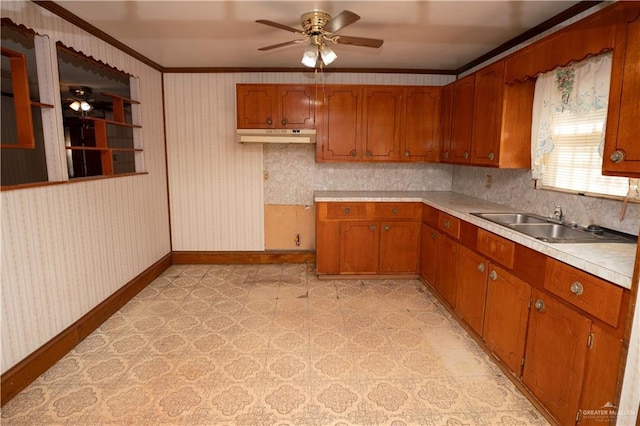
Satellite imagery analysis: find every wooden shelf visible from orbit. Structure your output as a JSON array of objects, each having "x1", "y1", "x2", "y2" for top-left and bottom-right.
[
  {"x1": 30, "y1": 101, "x2": 54, "y2": 108},
  {"x1": 79, "y1": 116, "x2": 141, "y2": 128},
  {"x1": 101, "y1": 92, "x2": 140, "y2": 105}
]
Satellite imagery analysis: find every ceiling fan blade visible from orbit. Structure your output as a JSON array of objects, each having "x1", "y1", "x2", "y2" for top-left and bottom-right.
[
  {"x1": 324, "y1": 10, "x2": 360, "y2": 33},
  {"x1": 335, "y1": 35, "x2": 384, "y2": 48},
  {"x1": 258, "y1": 39, "x2": 304, "y2": 51},
  {"x1": 256, "y1": 19, "x2": 301, "y2": 34}
]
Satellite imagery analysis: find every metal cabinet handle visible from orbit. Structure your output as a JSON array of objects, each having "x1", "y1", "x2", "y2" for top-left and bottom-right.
[
  {"x1": 444, "y1": 220, "x2": 450, "y2": 229},
  {"x1": 350, "y1": 150, "x2": 357, "y2": 157},
  {"x1": 369, "y1": 224, "x2": 376, "y2": 231},
  {"x1": 391, "y1": 208, "x2": 398, "y2": 215},
  {"x1": 488, "y1": 152, "x2": 495, "y2": 161},
  {"x1": 281, "y1": 118, "x2": 287, "y2": 126},
  {"x1": 489, "y1": 270, "x2": 497, "y2": 281},
  {"x1": 443, "y1": 151, "x2": 449, "y2": 159},
  {"x1": 463, "y1": 151, "x2": 469, "y2": 160},
  {"x1": 570, "y1": 281, "x2": 584, "y2": 296},
  {"x1": 610, "y1": 150, "x2": 625, "y2": 163},
  {"x1": 344, "y1": 207, "x2": 351, "y2": 214},
  {"x1": 534, "y1": 299, "x2": 545, "y2": 312},
  {"x1": 266, "y1": 118, "x2": 273, "y2": 125},
  {"x1": 404, "y1": 151, "x2": 411, "y2": 157},
  {"x1": 431, "y1": 232, "x2": 437, "y2": 240},
  {"x1": 477, "y1": 263, "x2": 485, "y2": 272},
  {"x1": 366, "y1": 150, "x2": 372, "y2": 157},
  {"x1": 384, "y1": 225, "x2": 390, "y2": 231}
]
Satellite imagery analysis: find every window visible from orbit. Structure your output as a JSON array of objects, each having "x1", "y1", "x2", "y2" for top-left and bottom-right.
[
  {"x1": 1, "y1": 22, "x2": 52, "y2": 187},
  {"x1": 531, "y1": 52, "x2": 636, "y2": 201},
  {"x1": 57, "y1": 44, "x2": 142, "y2": 179}
]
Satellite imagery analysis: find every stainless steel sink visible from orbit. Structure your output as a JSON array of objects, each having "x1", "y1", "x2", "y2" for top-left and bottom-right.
[
  {"x1": 472, "y1": 212, "x2": 548, "y2": 225},
  {"x1": 470, "y1": 212, "x2": 636, "y2": 244}
]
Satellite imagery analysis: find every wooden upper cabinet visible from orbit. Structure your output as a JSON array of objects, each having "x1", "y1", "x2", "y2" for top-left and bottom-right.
[
  {"x1": 236, "y1": 85, "x2": 277, "y2": 129},
  {"x1": 450, "y1": 74, "x2": 475, "y2": 164},
  {"x1": 236, "y1": 84, "x2": 315, "y2": 129},
  {"x1": 403, "y1": 86, "x2": 441, "y2": 161},
  {"x1": 362, "y1": 86, "x2": 403, "y2": 161},
  {"x1": 523, "y1": 289, "x2": 592, "y2": 426},
  {"x1": 471, "y1": 61, "x2": 504, "y2": 166},
  {"x1": 316, "y1": 85, "x2": 363, "y2": 162},
  {"x1": 603, "y1": 6, "x2": 640, "y2": 177},
  {"x1": 439, "y1": 83, "x2": 454, "y2": 163}
]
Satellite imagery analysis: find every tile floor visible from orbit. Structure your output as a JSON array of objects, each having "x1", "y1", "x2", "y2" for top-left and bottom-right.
[{"x1": 1, "y1": 264, "x2": 549, "y2": 425}]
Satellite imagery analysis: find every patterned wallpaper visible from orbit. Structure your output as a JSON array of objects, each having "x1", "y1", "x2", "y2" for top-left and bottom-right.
[{"x1": 1, "y1": 2, "x2": 171, "y2": 373}]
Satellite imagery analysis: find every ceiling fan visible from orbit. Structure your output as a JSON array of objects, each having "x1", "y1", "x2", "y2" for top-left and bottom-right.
[{"x1": 256, "y1": 10, "x2": 384, "y2": 68}]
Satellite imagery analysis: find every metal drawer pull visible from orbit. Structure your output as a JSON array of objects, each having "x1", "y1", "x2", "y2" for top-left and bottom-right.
[
  {"x1": 570, "y1": 281, "x2": 584, "y2": 296},
  {"x1": 463, "y1": 151, "x2": 469, "y2": 160},
  {"x1": 443, "y1": 151, "x2": 449, "y2": 159},
  {"x1": 384, "y1": 225, "x2": 390, "y2": 231},
  {"x1": 477, "y1": 263, "x2": 485, "y2": 272},
  {"x1": 404, "y1": 150, "x2": 411, "y2": 157},
  {"x1": 391, "y1": 208, "x2": 398, "y2": 214},
  {"x1": 431, "y1": 233, "x2": 437, "y2": 240},
  {"x1": 489, "y1": 270, "x2": 497, "y2": 281},
  {"x1": 344, "y1": 208, "x2": 351, "y2": 214},
  {"x1": 266, "y1": 118, "x2": 273, "y2": 125},
  {"x1": 610, "y1": 150, "x2": 625, "y2": 163},
  {"x1": 488, "y1": 152, "x2": 495, "y2": 161},
  {"x1": 281, "y1": 118, "x2": 287, "y2": 126},
  {"x1": 444, "y1": 220, "x2": 450, "y2": 229},
  {"x1": 534, "y1": 299, "x2": 545, "y2": 312},
  {"x1": 369, "y1": 224, "x2": 376, "y2": 231}
]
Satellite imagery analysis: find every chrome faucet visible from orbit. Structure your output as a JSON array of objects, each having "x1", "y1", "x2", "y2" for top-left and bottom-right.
[{"x1": 552, "y1": 205, "x2": 564, "y2": 223}]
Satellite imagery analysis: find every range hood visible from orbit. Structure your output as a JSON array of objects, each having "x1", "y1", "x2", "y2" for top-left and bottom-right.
[{"x1": 237, "y1": 129, "x2": 316, "y2": 144}]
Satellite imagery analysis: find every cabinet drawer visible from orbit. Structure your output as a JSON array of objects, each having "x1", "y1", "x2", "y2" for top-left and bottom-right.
[
  {"x1": 374, "y1": 202, "x2": 421, "y2": 220},
  {"x1": 325, "y1": 202, "x2": 369, "y2": 220},
  {"x1": 438, "y1": 212, "x2": 460, "y2": 239},
  {"x1": 476, "y1": 229, "x2": 515, "y2": 269},
  {"x1": 544, "y1": 259, "x2": 623, "y2": 327}
]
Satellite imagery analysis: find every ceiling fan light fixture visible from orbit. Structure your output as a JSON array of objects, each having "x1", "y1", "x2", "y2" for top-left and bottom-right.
[
  {"x1": 320, "y1": 44, "x2": 337, "y2": 65},
  {"x1": 301, "y1": 45, "x2": 318, "y2": 67},
  {"x1": 68, "y1": 100, "x2": 93, "y2": 112}
]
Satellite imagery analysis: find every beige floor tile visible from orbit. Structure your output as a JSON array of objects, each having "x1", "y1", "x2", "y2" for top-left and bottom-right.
[{"x1": 1, "y1": 264, "x2": 548, "y2": 425}]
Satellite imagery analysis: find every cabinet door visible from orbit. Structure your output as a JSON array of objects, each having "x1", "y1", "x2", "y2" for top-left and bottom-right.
[
  {"x1": 317, "y1": 86, "x2": 362, "y2": 161},
  {"x1": 420, "y1": 224, "x2": 438, "y2": 285},
  {"x1": 379, "y1": 221, "x2": 420, "y2": 273},
  {"x1": 450, "y1": 74, "x2": 475, "y2": 164},
  {"x1": 482, "y1": 264, "x2": 531, "y2": 375},
  {"x1": 236, "y1": 85, "x2": 277, "y2": 128},
  {"x1": 435, "y1": 234, "x2": 458, "y2": 307},
  {"x1": 439, "y1": 83, "x2": 454, "y2": 162},
  {"x1": 524, "y1": 290, "x2": 592, "y2": 426},
  {"x1": 471, "y1": 60, "x2": 504, "y2": 166},
  {"x1": 403, "y1": 86, "x2": 441, "y2": 161},
  {"x1": 339, "y1": 221, "x2": 379, "y2": 274},
  {"x1": 316, "y1": 221, "x2": 340, "y2": 274},
  {"x1": 455, "y1": 246, "x2": 488, "y2": 335},
  {"x1": 362, "y1": 86, "x2": 403, "y2": 161},
  {"x1": 603, "y1": 8, "x2": 640, "y2": 177},
  {"x1": 278, "y1": 85, "x2": 315, "y2": 129}
]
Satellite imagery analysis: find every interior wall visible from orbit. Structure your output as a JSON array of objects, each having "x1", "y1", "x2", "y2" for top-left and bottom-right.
[
  {"x1": 164, "y1": 71, "x2": 455, "y2": 251},
  {"x1": 0, "y1": 2, "x2": 171, "y2": 373}
]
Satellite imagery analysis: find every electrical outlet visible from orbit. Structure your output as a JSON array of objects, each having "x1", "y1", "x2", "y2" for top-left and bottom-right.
[{"x1": 485, "y1": 174, "x2": 493, "y2": 188}]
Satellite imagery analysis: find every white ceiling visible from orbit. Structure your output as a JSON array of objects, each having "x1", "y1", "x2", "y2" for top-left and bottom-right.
[{"x1": 50, "y1": 0, "x2": 586, "y2": 71}]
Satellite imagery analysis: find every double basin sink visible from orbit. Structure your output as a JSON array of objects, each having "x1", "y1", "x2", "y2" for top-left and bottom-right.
[{"x1": 471, "y1": 212, "x2": 636, "y2": 244}]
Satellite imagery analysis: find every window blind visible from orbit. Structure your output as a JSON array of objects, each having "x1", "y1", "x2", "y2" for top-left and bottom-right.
[{"x1": 540, "y1": 108, "x2": 629, "y2": 198}]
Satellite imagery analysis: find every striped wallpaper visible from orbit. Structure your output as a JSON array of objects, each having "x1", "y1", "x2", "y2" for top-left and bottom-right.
[{"x1": 1, "y1": 2, "x2": 171, "y2": 373}]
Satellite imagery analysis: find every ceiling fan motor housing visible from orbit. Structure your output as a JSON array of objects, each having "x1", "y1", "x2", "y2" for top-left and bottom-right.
[{"x1": 301, "y1": 11, "x2": 331, "y2": 36}]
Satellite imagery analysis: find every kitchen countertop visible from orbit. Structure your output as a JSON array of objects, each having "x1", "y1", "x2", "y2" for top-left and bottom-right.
[{"x1": 314, "y1": 190, "x2": 638, "y2": 289}]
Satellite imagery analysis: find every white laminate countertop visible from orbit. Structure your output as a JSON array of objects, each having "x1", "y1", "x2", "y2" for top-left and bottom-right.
[{"x1": 314, "y1": 190, "x2": 638, "y2": 289}]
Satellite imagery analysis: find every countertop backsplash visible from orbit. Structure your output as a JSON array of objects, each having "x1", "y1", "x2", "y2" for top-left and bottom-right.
[
  {"x1": 452, "y1": 166, "x2": 640, "y2": 236},
  {"x1": 263, "y1": 144, "x2": 453, "y2": 205}
]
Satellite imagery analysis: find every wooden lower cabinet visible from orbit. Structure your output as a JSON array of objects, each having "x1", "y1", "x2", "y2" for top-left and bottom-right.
[
  {"x1": 435, "y1": 234, "x2": 458, "y2": 307},
  {"x1": 379, "y1": 221, "x2": 420, "y2": 273},
  {"x1": 419, "y1": 224, "x2": 438, "y2": 285},
  {"x1": 455, "y1": 246, "x2": 488, "y2": 335},
  {"x1": 523, "y1": 290, "x2": 592, "y2": 426},
  {"x1": 340, "y1": 221, "x2": 379, "y2": 274},
  {"x1": 482, "y1": 264, "x2": 531, "y2": 376}
]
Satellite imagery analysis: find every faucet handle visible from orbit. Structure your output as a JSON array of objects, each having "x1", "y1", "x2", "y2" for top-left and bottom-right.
[{"x1": 553, "y1": 205, "x2": 563, "y2": 221}]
